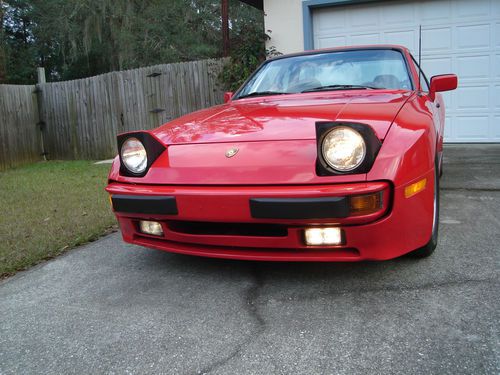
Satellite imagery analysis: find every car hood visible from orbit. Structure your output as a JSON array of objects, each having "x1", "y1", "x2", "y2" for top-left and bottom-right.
[{"x1": 151, "y1": 90, "x2": 412, "y2": 145}]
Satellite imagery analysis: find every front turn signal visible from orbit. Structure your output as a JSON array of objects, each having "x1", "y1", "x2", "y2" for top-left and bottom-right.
[
  {"x1": 405, "y1": 178, "x2": 427, "y2": 198},
  {"x1": 349, "y1": 192, "x2": 382, "y2": 215}
]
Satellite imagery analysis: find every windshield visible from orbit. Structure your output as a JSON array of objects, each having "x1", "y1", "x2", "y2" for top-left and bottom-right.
[{"x1": 235, "y1": 49, "x2": 412, "y2": 99}]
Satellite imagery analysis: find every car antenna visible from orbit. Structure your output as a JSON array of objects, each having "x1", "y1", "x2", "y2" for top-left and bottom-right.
[{"x1": 418, "y1": 24, "x2": 422, "y2": 92}]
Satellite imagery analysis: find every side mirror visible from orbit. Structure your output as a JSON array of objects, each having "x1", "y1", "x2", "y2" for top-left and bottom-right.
[
  {"x1": 224, "y1": 91, "x2": 233, "y2": 103},
  {"x1": 429, "y1": 74, "x2": 458, "y2": 101}
]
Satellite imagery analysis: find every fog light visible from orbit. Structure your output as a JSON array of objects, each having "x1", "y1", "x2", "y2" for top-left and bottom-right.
[
  {"x1": 304, "y1": 227, "x2": 343, "y2": 246},
  {"x1": 139, "y1": 220, "x2": 163, "y2": 236}
]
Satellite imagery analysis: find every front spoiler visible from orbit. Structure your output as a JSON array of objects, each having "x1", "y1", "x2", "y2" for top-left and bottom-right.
[{"x1": 106, "y1": 174, "x2": 434, "y2": 261}]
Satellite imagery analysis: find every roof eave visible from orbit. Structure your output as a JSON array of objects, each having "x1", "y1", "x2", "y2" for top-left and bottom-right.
[{"x1": 239, "y1": 0, "x2": 263, "y2": 11}]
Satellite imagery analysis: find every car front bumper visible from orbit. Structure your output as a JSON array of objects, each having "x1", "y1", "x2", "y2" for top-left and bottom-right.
[{"x1": 106, "y1": 172, "x2": 434, "y2": 261}]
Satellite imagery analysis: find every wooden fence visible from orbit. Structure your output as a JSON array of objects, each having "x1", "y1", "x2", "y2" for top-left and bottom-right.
[
  {"x1": 40, "y1": 58, "x2": 226, "y2": 160},
  {"x1": 0, "y1": 58, "x2": 227, "y2": 170},
  {"x1": 0, "y1": 84, "x2": 41, "y2": 171}
]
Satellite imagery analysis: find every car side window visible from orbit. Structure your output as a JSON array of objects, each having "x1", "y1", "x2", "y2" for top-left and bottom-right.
[{"x1": 410, "y1": 55, "x2": 430, "y2": 92}]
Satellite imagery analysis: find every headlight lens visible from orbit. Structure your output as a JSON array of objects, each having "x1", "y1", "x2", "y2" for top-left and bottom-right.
[
  {"x1": 321, "y1": 127, "x2": 366, "y2": 172},
  {"x1": 121, "y1": 137, "x2": 147, "y2": 174}
]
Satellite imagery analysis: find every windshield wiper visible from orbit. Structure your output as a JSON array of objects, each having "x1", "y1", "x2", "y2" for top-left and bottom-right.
[
  {"x1": 301, "y1": 84, "x2": 380, "y2": 93},
  {"x1": 237, "y1": 91, "x2": 289, "y2": 99}
]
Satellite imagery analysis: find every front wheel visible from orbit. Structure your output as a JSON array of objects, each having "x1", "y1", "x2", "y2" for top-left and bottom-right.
[{"x1": 410, "y1": 164, "x2": 439, "y2": 258}]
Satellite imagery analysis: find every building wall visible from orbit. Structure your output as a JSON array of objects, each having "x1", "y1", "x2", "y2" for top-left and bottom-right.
[{"x1": 264, "y1": 0, "x2": 304, "y2": 54}]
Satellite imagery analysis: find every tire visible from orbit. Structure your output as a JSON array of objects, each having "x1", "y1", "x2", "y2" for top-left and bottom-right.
[{"x1": 410, "y1": 162, "x2": 439, "y2": 258}]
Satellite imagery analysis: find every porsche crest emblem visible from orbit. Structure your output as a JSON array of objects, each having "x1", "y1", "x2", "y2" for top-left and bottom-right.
[{"x1": 225, "y1": 147, "x2": 239, "y2": 158}]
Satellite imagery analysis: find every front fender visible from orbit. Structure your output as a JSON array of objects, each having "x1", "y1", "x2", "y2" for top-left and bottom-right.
[
  {"x1": 368, "y1": 97, "x2": 437, "y2": 186},
  {"x1": 107, "y1": 156, "x2": 120, "y2": 182}
]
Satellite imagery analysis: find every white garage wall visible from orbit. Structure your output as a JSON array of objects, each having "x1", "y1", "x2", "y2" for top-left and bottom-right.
[
  {"x1": 264, "y1": 0, "x2": 305, "y2": 54},
  {"x1": 311, "y1": 0, "x2": 500, "y2": 142}
]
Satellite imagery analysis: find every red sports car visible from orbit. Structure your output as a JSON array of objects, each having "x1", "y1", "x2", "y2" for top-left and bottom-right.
[{"x1": 106, "y1": 45, "x2": 458, "y2": 261}]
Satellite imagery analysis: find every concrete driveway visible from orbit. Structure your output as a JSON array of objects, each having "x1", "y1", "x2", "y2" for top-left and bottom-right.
[{"x1": 1, "y1": 145, "x2": 499, "y2": 375}]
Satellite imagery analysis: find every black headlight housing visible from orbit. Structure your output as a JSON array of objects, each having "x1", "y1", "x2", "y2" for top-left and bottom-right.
[
  {"x1": 315, "y1": 122, "x2": 382, "y2": 176},
  {"x1": 117, "y1": 131, "x2": 165, "y2": 177}
]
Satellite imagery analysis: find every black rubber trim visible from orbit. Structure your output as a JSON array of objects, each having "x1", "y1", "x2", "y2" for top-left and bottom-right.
[
  {"x1": 112, "y1": 195, "x2": 178, "y2": 215},
  {"x1": 250, "y1": 197, "x2": 349, "y2": 219}
]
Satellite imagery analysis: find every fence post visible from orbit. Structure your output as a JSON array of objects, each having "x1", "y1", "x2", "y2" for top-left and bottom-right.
[
  {"x1": 35, "y1": 67, "x2": 47, "y2": 160},
  {"x1": 37, "y1": 67, "x2": 46, "y2": 84}
]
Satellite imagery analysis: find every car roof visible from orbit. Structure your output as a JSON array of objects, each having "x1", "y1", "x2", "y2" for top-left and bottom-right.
[{"x1": 267, "y1": 45, "x2": 410, "y2": 62}]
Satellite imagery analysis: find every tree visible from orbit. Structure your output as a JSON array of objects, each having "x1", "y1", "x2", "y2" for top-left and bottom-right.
[
  {"x1": 0, "y1": 1, "x2": 6, "y2": 82},
  {"x1": 2, "y1": 0, "x2": 39, "y2": 83},
  {"x1": 219, "y1": 0, "x2": 277, "y2": 91},
  {"x1": 1, "y1": 0, "x2": 266, "y2": 83}
]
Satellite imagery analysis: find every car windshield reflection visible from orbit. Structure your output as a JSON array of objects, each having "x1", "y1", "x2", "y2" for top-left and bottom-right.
[{"x1": 235, "y1": 49, "x2": 413, "y2": 99}]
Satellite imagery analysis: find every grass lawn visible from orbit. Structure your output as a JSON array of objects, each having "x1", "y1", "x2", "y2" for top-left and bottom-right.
[{"x1": 0, "y1": 161, "x2": 116, "y2": 277}]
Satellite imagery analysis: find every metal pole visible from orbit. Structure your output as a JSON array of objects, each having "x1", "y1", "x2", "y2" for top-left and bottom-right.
[{"x1": 222, "y1": 0, "x2": 229, "y2": 57}]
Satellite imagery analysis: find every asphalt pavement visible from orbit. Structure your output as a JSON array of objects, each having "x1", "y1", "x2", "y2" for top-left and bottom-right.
[{"x1": 1, "y1": 144, "x2": 499, "y2": 374}]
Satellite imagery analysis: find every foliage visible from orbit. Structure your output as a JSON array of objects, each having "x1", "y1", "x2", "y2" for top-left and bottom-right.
[
  {"x1": 2, "y1": 0, "x2": 39, "y2": 83},
  {"x1": 217, "y1": 0, "x2": 274, "y2": 91},
  {"x1": 219, "y1": 23, "x2": 265, "y2": 92},
  {"x1": 0, "y1": 2, "x2": 7, "y2": 82},
  {"x1": 219, "y1": 26, "x2": 280, "y2": 92},
  {"x1": 1, "y1": 0, "x2": 265, "y2": 84}
]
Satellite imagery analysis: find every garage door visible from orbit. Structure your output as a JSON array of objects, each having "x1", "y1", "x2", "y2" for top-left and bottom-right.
[{"x1": 311, "y1": 0, "x2": 500, "y2": 142}]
